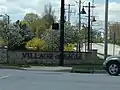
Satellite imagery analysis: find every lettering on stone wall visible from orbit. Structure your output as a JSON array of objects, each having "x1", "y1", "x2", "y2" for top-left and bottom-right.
[
  {"x1": 0, "y1": 49, "x2": 96, "y2": 65},
  {"x1": 54, "y1": 53, "x2": 82, "y2": 60},
  {"x1": 64, "y1": 53, "x2": 82, "y2": 60},
  {"x1": 21, "y1": 52, "x2": 53, "y2": 59},
  {"x1": 21, "y1": 52, "x2": 82, "y2": 60}
]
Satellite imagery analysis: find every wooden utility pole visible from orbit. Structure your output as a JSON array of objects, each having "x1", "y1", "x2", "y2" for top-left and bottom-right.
[{"x1": 60, "y1": 0, "x2": 65, "y2": 66}]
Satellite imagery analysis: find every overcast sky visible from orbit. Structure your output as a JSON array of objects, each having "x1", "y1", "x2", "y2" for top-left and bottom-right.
[{"x1": 0, "y1": 0, "x2": 119, "y2": 24}]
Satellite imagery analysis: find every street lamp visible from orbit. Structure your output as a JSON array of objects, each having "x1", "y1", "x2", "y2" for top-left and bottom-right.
[
  {"x1": 81, "y1": 7, "x2": 87, "y2": 14},
  {"x1": 93, "y1": 17, "x2": 96, "y2": 22},
  {"x1": 81, "y1": 2, "x2": 91, "y2": 50},
  {"x1": 82, "y1": 2, "x2": 96, "y2": 51}
]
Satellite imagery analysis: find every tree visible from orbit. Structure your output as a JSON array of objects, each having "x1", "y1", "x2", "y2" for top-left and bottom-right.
[
  {"x1": 0, "y1": 22, "x2": 24, "y2": 49},
  {"x1": 42, "y1": 22, "x2": 83, "y2": 51},
  {"x1": 64, "y1": 22, "x2": 83, "y2": 44},
  {"x1": 0, "y1": 19, "x2": 34, "y2": 50},
  {"x1": 23, "y1": 4, "x2": 57, "y2": 38},
  {"x1": 79, "y1": 26, "x2": 88, "y2": 43},
  {"x1": 23, "y1": 13, "x2": 50, "y2": 38},
  {"x1": 80, "y1": 26, "x2": 103, "y2": 43},
  {"x1": 91, "y1": 30, "x2": 103, "y2": 43},
  {"x1": 24, "y1": 13, "x2": 40, "y2": 23},
  {"x1": 42, "y1": 29, "x2": 60, "y2": 51},
  {"x1": 29, "y1": 19, "x2": 49, "y2": 37},
  {"x1": 42, "y1": 3, "x2": 56, "y2": 28}
]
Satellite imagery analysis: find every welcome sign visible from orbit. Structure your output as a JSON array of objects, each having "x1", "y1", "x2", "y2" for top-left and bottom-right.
[
  {"x1": 0, "y1": 49, "x2": 97, "y2": 65},
  {"x1": 20, "y1": 52, "x2": 83, "y2": 60}
]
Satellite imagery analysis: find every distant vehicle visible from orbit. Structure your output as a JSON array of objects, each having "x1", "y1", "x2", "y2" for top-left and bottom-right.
[{"x1": 103, "y1": 56, "x2": 120, "y2": 76}]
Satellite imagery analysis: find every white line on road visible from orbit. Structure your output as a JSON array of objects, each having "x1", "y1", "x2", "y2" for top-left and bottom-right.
[{"x1": 0, "y1": 76, "x2": 11, "y2": 79}]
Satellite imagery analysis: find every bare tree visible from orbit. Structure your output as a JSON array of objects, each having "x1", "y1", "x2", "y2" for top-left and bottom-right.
[{"x1": 42, "y1": 3, "x2": 56, "y2": 27}]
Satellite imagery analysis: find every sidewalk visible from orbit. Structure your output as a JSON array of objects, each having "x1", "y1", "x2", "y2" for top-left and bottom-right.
[{"x1": 24, "y1": 66, "x2": 72, "y2": 72}]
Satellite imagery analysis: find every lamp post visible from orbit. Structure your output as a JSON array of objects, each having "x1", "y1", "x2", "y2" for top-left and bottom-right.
[
  {"x1": 82, "y1": 2, "x2": 96, "y2": 51},
  {"x1": 82, "y1": 2, "x2": 91, "y2": 50},
  {"x1": 60, "y1": 0, "x2": 65, "y2": 66}
]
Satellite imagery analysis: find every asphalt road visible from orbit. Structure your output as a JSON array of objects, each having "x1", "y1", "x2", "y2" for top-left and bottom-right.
[{"x1": 0, "y1": 69, "x2": 120, "y2": 90}]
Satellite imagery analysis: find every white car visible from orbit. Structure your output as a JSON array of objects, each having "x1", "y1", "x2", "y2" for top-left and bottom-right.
[{"x1": 103, "y1": 56, "x2": 120, "y2": 76}]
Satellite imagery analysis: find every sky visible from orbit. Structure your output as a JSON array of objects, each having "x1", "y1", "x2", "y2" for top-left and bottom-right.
[{"x1": 0, "y1": 0, "x2": 120, "y2": 25}]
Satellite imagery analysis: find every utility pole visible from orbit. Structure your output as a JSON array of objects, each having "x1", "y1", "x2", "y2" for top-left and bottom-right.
[
  {"x1": 75, "y1": 0, "x2": 83, "y2": 52},
  {"x1": 104, "y1": 0, "x2": 109, "y2": 59},
  {"x1": 60, "y1": 0, "x2": 65, "y2": 66},
  {"x1": 78, "y1": 0, "x2": 81, "y2": 52},
  {"x1": 68, "y1": 4, "x2": 70, "y2": 23},
  {"x1": 66, "y1": 4, "x2": 75, "y2": 24},
  {"x1": 88, "y1": 2, "x2": 91, "y2": 50},
  {"x1": 79, "y1": 0, "x2": 81, "y2": 31}
]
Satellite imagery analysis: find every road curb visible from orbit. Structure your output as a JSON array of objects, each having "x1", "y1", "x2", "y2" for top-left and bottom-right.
[
  {"x1": 71, "y1": 69, "x2": 107, "y2": 74},
  {"x1": 23, "y1": 68, "x2": 71, "y2": 72},
  {"x1": 23, "y1": 68, "x2": 106, "y2": 74},
  {"x1": 0, "y1": 66, "x2": 25, "y2": 70}
]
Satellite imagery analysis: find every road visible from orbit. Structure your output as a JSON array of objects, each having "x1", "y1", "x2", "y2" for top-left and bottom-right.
[{"x1": 0, "y1": 69, "x2": 120, "y2": 90}]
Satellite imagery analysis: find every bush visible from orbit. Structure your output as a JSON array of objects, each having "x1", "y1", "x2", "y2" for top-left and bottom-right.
[
  {"x1": 64, "y1": 43, "x2": 75, "y2": 51},
  {"x1": 25, "y1": 38, "x2": 45, "y2": 51}
]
